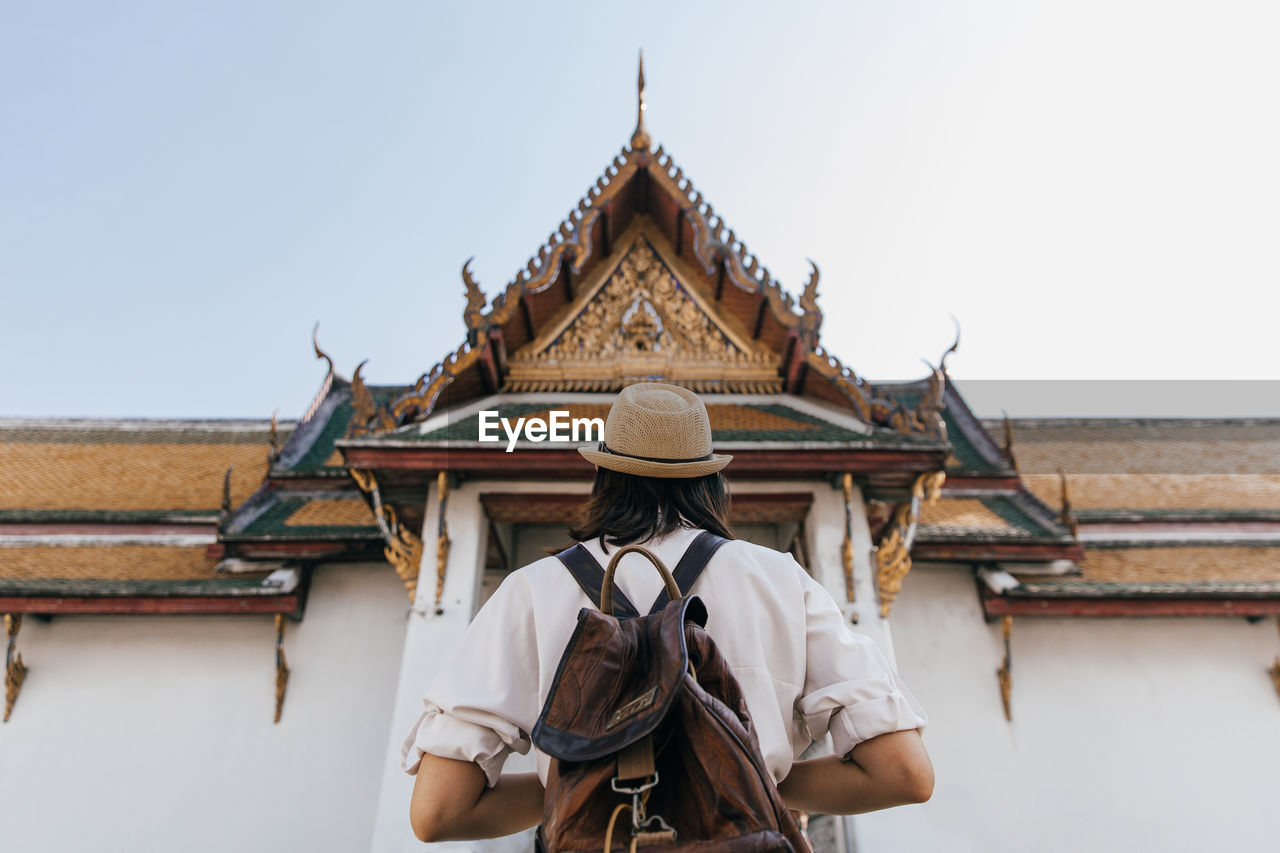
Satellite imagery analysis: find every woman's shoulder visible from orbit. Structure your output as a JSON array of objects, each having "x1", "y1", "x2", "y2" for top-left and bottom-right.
[
  {"x1": 500, "y1": 552, "x2": 586, "y2": 599},
  {"x1": 713, "y1": 537, "x2": 807, "y2": 582},
  {"x1": 717, "y1": 535, "x2": 799, "y2": 562},
  {"x1": 494, "y1": 534, "x2": 805, "y2": 598},
  {"x1": 505, "y1": 553, "x2": 565, "y2": 584}
]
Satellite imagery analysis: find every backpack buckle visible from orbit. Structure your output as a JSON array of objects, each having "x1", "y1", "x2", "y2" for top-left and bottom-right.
[
  {"x1": 636, "y1": 813, "x2": 677, "y2": 839},
  {"x1": 610, "y1": 770, "x2": 659, "y2": 796}
]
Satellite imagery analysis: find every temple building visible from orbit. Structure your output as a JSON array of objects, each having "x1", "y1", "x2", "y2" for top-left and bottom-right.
[{"x1": 3, "y1": 69, "x2": 1278, "y2": 853}]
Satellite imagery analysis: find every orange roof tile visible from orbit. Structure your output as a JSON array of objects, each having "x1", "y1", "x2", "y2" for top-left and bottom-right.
[
  {"x1": 0, "y1": 422, "x2": 278, "y2": 512},
  {"x1": 1034, "y1": 546, "x2": 1280, "y2": 586},
  {"x1": 919, "y1": 499, "x2": 1016, "y2": 532},
  {"x1": 284, "y1": 499, "x2": 375, "y2": 527},
  {"x1": 0, "y1": 545, "x2": 220, "y2": 581},
  {"x1": 1023, "y1": 473, "x2": 1280, "y2": 512},
  {"x1": 1014, "y1": 438, "x2": 1280, "y2": 475}
]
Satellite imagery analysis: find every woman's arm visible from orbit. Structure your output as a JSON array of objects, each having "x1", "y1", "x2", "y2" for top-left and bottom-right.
[
  {"x1": 409, "y1": 731, "x2": 928, "y2": 839},
  {"x1": 409, "y1": 754, "x2": 544, "y2": 842},
  {"x1": 777, "y1": 728, "x2": 934, "y2": 815}
]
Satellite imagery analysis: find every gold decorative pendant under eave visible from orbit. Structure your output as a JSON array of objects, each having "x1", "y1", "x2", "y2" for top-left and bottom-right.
[
  {"x1": 4, "y1": 613, "x2": 26, "y2": 723},
  {"x1": 874, "y1": 470, "x2": 946, "y2": 618},
  {"x1": 504, "y1": 229, "x2": 782, "y2": 393}
]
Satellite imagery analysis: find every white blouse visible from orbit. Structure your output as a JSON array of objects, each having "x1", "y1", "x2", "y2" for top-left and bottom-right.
[{"x1": 401, "y1": 526, "x2": 928, "y2": 787}]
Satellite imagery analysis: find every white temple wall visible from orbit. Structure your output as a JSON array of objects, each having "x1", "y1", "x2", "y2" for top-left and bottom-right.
[
  {"x1": 862, "y1": 562, "x2": 1280, "y2": 853},
  {"x1": 0, "y1": 561, "x2": 409, "y2": 853}
]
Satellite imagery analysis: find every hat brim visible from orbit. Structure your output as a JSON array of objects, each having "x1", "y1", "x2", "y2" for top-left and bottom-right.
[{"x1": 578, "y1": 447, "x2": 733, "y2": 479}]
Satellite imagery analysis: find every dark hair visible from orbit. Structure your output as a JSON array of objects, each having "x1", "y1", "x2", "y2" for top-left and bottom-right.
[{"x1": 568, "y1": 468, "x2": 734, "y2": 550}]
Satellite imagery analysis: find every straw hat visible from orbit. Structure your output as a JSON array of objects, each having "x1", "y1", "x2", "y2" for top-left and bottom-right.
[{"x1": 578, "y1": 383, "x2": 732, "y2": 478}]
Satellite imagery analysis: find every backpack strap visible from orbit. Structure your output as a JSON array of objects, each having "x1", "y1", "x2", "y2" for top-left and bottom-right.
[
  {"x1": 555, "y1": 531, "x2": 730, "y2": 618},
  {"x1": 554, "y1": 543, "x2": 640, "y2": 619},
  {"x1": 647, "y1": 531, "x2": 729, "y2": 614}
]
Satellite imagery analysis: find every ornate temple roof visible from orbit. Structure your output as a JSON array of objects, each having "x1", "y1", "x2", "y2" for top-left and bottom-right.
[
  {"x1": 0, "y1": 418, "x2": 285, "y2": 521},
  {"x1": 334, "y1": 63, "x2": 947, "y2": 447},
  {"x1": 0, "y1": 418, "x2": 302, "y2": 612},
  {"x1": 970, "y1": 417, "x2": 1280, "y2": 616},
  {"x1": 996, "y1": 417, "x2": 1280, "y2": 520}
]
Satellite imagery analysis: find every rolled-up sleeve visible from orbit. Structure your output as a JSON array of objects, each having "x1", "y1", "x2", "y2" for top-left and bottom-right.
[
  {"x1": 400, "y1": 571, "x2": 540, "y2": 787},
  {"x1": 795, "y1": 570, "x2": 928, "y2": 759}
]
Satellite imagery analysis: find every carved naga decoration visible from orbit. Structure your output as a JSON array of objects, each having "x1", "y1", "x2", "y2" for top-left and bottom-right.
[
  {"x1": 347, "y1": 360, "x2": 396, "y2": 439},
  {"x1": 349, "y1": 467, "x2": 424, "y2": 603},
  {"x1": 798, "y1": 260, "x2": 823, "y2": 345},
  {"x1": 462, "y1": 258, "x2": 488, "y2": 341},
  {"x1": 914, "y1": 366, "x2": 948, "y2": 442},
  {"x1": 874, "y1": 470, "x2": 946, "y2": 618}
]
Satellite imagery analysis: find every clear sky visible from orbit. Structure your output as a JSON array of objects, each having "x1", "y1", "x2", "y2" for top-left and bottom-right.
[{"x1": 4, "y1": 1, "x2": 1278, "y2": 419}]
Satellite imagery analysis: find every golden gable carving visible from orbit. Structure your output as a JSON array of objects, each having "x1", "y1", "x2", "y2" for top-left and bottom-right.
[{"x1": 505, "y1": 238, "x2": 781, "y2": 393}]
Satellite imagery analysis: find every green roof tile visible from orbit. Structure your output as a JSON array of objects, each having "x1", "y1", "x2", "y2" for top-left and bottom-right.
[
  {"x1": 230, "y1": 494, "x2": 381, "y2": 540},
  {"x1": 413, "y1": 402, "x2": 917, "y2": 445},
  {"x1": 0, "y1": 575, "x2": 286, "y2": 597}
]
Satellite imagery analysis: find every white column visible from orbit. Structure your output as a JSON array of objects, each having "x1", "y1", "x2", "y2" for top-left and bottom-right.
[
  {"x1": 761, "y1": 479, "x2": 896, "y2": 853},
  {"x1": 369, "y1": 479, "x2": 488, "y2": 853},
  {"x1": 804, "y1": 478, "x2": 897, "y2": 657},
  {"x1": 809, "y1": 479, "x2": 918, "y2": 853}
]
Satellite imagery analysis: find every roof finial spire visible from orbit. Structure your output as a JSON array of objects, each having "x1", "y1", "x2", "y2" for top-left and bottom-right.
[{"x1": 630, "y1": 50, "x2": 652, "y2": 152}]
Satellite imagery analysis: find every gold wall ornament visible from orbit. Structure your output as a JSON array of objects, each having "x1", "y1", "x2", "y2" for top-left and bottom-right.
[
  {"x1": 1270, "y1": 617, "x2": 1280, "y2": 704},
  {"x1": 273, "y1": 613, "x2": 290, "y2": 724},
  {"x1": 996, "y1": 615, "x2": 1013, "y2": 721},
  {"x1": 505, "y1": 238, "x2": 781, "y2": 392},
  {"x1": 385, "y1": 506, "x2": 424, "y2": 605},
  {"x1": 348, "y1": 467, "x2": 422, "y2": 602},
  {"x1": 434, "y1": 471, "x2": 451, "y2": 613},
  {"x1": 874, "y1": 470, "x2": 946, "y2": 618},
  {"x1": 4, "y1": 613, "x2": 26, "y2": 723},
  {"x1": 840, "y1": 473, "x2": 857, "y2": 606},
  {"x1": 874, "y1": 506, "x2": 912, "y2": 619}
]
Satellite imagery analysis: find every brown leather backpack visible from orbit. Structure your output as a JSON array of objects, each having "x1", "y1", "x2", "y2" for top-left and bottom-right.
[{"x1": 531, "y1": 533, "x2": 808, "y2": 853}]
